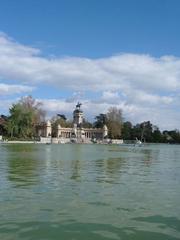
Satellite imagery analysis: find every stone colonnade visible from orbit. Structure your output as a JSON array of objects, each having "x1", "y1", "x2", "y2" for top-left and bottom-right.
[
  {"x1": 37, "y1": 121, "x2": 108, "y2": 140},
  {"x1": 58, "y1": 127, "x2": 105, "y2": 139}
]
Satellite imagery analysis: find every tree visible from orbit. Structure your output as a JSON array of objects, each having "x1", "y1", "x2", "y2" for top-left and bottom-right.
[
  {"x1": 131, "y1": 121, "x2": 154, "y2": 142},
  {"x1": 106, "y1": 107, "x2": 123, "y2": 139},
  {"x1": 0, "y1": 115, "x2": 8, "y2": 136},
  {"x1": 94, "y1": 113, "x2": 107, "y2": 128},
  {"x1": 162, "y1": 130, "x2": 180, "y2": 144},
  {"x1": 51, "y1": 114, "x2": 73, "y2": 137},
  {"x1": 152, "y1": 126, "x2": 162, "y2": 143},
  {"x1": 6, "y1": 96, "x2": 45, "y2": 138},
  {"x1": 122, "y1": 121, "x2": 133, "y2": 140},
  {"x1": 57, "y1": 114, "x2": 67, "y2": 121},
  {"x1": 131, "y1": 123, "x2": 142, "y2": 140},
  {"x1": 82, "y1": 119, "x2": 93, "y2": 128},
  {"x1": 142, "y1": 121, "x2": 154, "y2": 142}
]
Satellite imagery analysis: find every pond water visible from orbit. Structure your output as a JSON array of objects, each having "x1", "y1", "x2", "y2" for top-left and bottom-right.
[{"x1": 0, "y1": 143, "x2": 180, "y2": 240}]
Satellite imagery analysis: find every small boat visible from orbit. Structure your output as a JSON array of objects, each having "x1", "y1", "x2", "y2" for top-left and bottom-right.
[
  {"x1": 135, "y1": 138, "x2": 142, "y2": 147},
  {"x1": 135, "y1": 139, "x2": 142, "y2": 147}
]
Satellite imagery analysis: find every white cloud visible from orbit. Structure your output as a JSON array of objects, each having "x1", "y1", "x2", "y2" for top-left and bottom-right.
[
  {"x1": 0, "y1": 99, "x2": 13, "y2": 114},
  {"x1": 65, "y1": 91, "x2": 84, "y2": 103},
  {"x1": 99, "y1": 91, "x2": 120, "y2": 104},
  {"x1": 0, "y1": 83, "x2": 34, "y2": 96},
  {"x1": 0, "y1": 32, "x2": 180, "y2": 129},
  {"x1": 125, "y1": 89, "x2": 174, "y2": 106},
  {"x1": 0, "y1": 32, "x2": 40, "y2": 57},
  {"x1": 1, "y1": 33, "x2": 180, "y2": 93}
]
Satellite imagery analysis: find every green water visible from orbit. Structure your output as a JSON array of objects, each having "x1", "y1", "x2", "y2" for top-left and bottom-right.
[{"x1": 0, "y1": 143, "x2": 180, "y2": 240}]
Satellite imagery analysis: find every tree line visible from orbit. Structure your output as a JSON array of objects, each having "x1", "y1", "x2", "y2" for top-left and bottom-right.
[
  {"x1": 94, "y1": 110, "x2": 180, "y2": 143},
  {"x1": 0, "y1": 96, "x2": 180, "y2": 143},
  {"x1": 121, "y1": 121, "x2": 180, "y2": 144}
]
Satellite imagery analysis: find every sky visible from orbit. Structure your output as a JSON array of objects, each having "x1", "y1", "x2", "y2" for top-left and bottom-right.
[{"x1": 0, "y1": 0, "x2": 180, "y2": 130}]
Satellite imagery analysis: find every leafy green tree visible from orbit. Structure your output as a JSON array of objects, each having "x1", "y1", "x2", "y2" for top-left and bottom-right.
[
  {"x1": 140, "y1": 121, "x2": 153, "y2": 142},
  {"x1": 0, "y1": 115, "x2": 8, "y2": 136},
  {"x1": 82, "y1": 119, "x2": 93, "y2": 128},
  {"x1": 51, "y1": 114, "x2": 73, "y2": 128},
  {"x1": 94, "y1": 114, "x2": 107, "y2": 128},
  {"x1": 163, "y1": 130, "x2": 180, "y2": 143},
  {"x1": 152, "y1": 126, "x2": 162, "y2": 142},
  {"x1": 131, "y1": 123, "x2": 142, "y2": 140},
  {"x1": 122, "y1": 121, "x2": 133, "y2": 140},
  {"x1": 131, "y1": 121, "x2": 155, "y2": 142},
  {"x1": 6, "y1": 96, "x2": 45, "y2": 138}
]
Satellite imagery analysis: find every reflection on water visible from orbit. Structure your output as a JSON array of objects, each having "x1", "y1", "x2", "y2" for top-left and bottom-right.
[
  {"x1": 0, "y1": 143, "x2": 180, "y2": 240},
  {"x1": 95, "y1": 157, "x2": 125, "y2": 184},
  {"x1": 1, "y1": 144, "x2": 40, "y2": 187},
  {"x1": 70, "y1": 146, "x2": 83, "y2": 181},
  {"x1": 8, "y1": 156, "x2": 39, "y2": 187},
  {"x1": 71, "y1": 159, "x2": 81, "y2": 181}
]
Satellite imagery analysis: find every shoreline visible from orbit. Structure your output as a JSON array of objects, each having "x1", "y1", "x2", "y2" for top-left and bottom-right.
[{"x1": 1, "y1": 140, "x2": 36, "y2": 144}]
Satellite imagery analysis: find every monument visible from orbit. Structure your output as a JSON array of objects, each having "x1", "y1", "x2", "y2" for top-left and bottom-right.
[{"x1": 36, "y1": 103, "x2": 108, "y2": 143}]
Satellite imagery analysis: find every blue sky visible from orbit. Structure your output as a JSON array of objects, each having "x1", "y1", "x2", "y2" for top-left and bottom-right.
[
  {"x1": 1, "y1": 0, "x2": 180, "y2": 57},
  {"x1": 0, "y1": 0, "x2": 180, "y2": 129}
]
